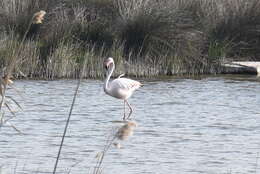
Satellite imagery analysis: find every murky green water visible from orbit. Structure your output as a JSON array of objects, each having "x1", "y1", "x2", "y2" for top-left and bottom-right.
[{"x1": 1, "y1": 75, "x2": 260, "y2": 174}]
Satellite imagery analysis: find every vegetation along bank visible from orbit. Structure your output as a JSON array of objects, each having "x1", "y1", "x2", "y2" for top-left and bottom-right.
[{"x1": 1, "y1": 0, "x2": 260, "y2": 79}]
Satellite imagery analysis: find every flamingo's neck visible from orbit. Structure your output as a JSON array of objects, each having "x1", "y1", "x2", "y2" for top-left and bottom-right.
[{"x1": 104, "y1": 62, "x2": 114, "y2": 94}]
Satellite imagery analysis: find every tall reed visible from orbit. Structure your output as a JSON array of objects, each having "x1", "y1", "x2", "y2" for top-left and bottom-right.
[
  {"x1": 0, "y1": 9, "x2": 46, "y2": 132},
  {"x1": 1, "y1": 0, "x2": 260, "y2": 78}
]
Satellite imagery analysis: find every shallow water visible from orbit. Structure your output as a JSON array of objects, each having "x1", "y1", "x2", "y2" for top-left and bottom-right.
[{"x1": 0, "y1": 75, "x2": 260, "y2": 174}]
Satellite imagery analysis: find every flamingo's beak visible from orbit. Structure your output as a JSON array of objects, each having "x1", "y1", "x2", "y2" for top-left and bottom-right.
[
  {"x1": 104, "y1": 62, "x2": 109, "y2": 70},
  {"x1": 104, "y1": 59, "x2": 112, "y2": 70}
]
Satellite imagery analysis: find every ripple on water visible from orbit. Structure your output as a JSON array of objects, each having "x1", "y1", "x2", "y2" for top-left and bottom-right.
[{"x1": 0, "y1": 77, "x2": 260, "y2": 174}]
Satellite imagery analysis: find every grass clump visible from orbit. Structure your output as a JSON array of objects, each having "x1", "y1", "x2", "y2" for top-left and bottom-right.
[
  {"x1": 1, "y1": 0, "x2": 260, "y2": 78},
  {"x1": 209, "y1": 0, "x2": 260, "y2": 59}
]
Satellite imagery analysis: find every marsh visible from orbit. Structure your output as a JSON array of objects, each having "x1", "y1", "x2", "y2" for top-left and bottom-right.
[{"x1": 0, "y1": 75, "x2": 260, "y2": 173}]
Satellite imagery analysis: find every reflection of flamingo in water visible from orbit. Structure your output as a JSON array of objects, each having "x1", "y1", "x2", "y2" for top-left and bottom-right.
[{"x1": 103, "y1": 57, "x2": 142, "y2": 120}]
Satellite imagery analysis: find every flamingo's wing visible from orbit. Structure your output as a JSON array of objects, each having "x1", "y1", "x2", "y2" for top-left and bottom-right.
[
  {"x1": 117, "y1": 74, "x2": 125, "y2": 78},
  {"x1": 110, "y1": 78, "x2": 141, "y2": 91}
]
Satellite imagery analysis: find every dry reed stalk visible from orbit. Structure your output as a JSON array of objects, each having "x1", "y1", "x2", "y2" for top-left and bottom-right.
[
  {"x1": 92, "y1": 121, "x2": 137, "y2": 174},
  {"x1": 7, "y1": 10, "x2": 46, "y2": 76},
  {"x1": 52, "y1": 58, "x2": 87, "y2": 174},
  {"x1": 93, "y1": 131, "x2": 117, "y2": 174},
  {"x1": 0, "y1": 75, "x2": 22, "y2": 133},
  {"x1": 32, "y1": 10, "x2": 46, "y2": 24},
  {"x1": 0, "y1": 10, "x2": 46, "y2": 132}
]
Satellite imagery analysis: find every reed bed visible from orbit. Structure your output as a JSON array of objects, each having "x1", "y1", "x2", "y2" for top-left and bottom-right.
[
  {"x1": 0, "y1": 8, "x2": 47, "y2": 133},
  {"x1": 1, "y1": 0, "x2": 260, "y2": 79}
]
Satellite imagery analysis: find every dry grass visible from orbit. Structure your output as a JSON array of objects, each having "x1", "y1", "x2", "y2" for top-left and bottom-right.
[
  {"x1": 1, "y1": 0, "x2": 260, "y2": 78},
  {"x1": 0, "y1": 75, "x2": 22, "y2": 133},
  {"x1": 0, "y1": 10, "x2": 46, "y2": 133},
  {"x1": 91, "y1": 120, "x2": 138, "y2": 174}
]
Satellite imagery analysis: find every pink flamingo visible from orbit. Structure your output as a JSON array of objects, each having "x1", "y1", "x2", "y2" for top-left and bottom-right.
[{"x1": 103, "y1": 57, "x2": 142, "y2": 120}]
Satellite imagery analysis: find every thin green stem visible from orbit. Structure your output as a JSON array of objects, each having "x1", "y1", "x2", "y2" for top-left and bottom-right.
[
  {"x1": 52, "y1": 77, "x2": 81, "y2": 174},
  {"x1": 53, "y1": 60, "x2": 86, "y2": 174}
]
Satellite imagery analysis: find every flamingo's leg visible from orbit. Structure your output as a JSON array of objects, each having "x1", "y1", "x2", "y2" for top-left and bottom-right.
[
  {"x1": 125, "y1": 100, "x2": 133, "y2": 120},
  {"x1": 123, "y1": 100, "x2": 126, "y2": 120}
]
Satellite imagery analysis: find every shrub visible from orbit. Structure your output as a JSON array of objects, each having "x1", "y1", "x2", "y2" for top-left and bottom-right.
[
  {"x1": 209, "y1": 0, "x2": 260, "y2": 59},
  {"x1": 115, "y1": 0, "x2": 205, "y2": 60}
]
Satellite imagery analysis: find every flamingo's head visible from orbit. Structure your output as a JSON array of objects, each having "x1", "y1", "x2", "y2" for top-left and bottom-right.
[{"x1": 104, "y1": 57, "x2": 114, "y2": 70}]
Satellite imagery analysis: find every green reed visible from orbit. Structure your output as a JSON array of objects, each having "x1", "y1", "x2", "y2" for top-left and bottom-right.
[{"x1": 1, "y1": 0, "x2": 260, "y2": 78}]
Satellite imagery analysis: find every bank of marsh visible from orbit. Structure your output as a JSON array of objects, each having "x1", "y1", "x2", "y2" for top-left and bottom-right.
[{"x1": 1, "y1": 0, "x2": 260, "y2": 78}]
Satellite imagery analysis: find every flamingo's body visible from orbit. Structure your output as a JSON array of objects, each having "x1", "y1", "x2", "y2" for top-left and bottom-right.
[{"x1": 103, "y1": 57, "x2": 141, "y2": 120}]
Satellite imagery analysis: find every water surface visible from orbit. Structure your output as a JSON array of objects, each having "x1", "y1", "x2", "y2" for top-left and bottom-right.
[{"x1": 0, "y1": 75, "x2": 260, "y2": 174}]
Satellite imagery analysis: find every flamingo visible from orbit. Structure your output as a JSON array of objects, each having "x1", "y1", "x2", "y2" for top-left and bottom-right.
[{"x1": 103, "y1": 57, "x2": 142, "y2": 120}]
